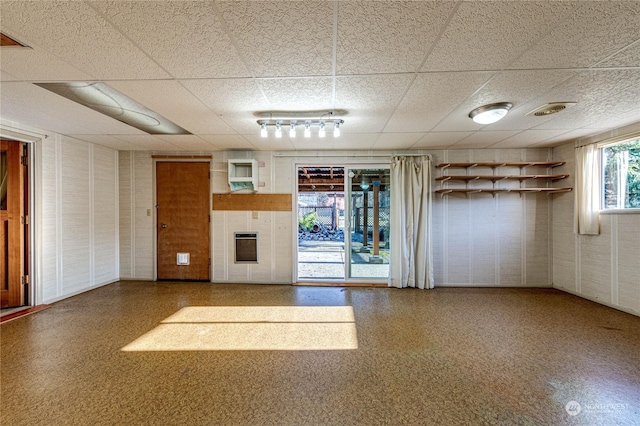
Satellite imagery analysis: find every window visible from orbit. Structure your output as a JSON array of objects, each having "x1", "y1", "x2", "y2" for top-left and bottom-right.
[{"x1": 602, "y1": 138, "x2": 640, "y2": 209}]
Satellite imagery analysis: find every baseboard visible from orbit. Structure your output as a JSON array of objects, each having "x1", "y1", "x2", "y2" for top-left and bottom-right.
[
  {"x1": 42, "y1": 279, "x2": 119, "y2": 305},
  {"x1": 553, "y1": 286, "x2": 640, "y2": 318}
]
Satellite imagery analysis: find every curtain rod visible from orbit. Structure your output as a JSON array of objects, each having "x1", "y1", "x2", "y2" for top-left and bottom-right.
[
  {"x1": 575, "y1": 130, "x2": 640, "y2": 149},
  {"x1": 274, "y1": 151, "x2": 431, "y2": 158}
]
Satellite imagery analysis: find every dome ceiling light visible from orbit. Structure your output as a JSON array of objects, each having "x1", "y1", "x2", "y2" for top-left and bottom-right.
[{"x1": 468, "y1": 102, "x2": 513, "y2": 125}]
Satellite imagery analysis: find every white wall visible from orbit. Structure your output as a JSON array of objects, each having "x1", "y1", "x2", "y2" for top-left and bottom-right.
[
  {"x1": 118, "y1": 151, "x2": 154, "y2": 279},
  {"x1": 35, "y1": 131, "x2": 119, "y2": 303},
  {"x1": 119, "y1": 148, "x2": 558, "y2": 288},
  {"x1": 552, "y1": 124, "x2": 640, "y2": 317},
  {"x1": 431, "y1": 148, "x2": 557, "y2": 287}
]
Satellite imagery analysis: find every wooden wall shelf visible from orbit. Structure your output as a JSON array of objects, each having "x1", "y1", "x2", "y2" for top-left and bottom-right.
[
  {"x1": 436, "y1": 174, "x2": 569, "y2": 182},
  {"x1": 435, "y1": 162, "x2": 571, "y2": 197},
  {"x1": 436, "y1": 161, "x2": 565, "y2": 169}
]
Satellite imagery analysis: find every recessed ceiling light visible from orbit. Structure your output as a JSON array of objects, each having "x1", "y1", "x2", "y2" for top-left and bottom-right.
[
  {"x1": 469, "y1": 102, "x2": 513, "y2": 125},
  {"x1": 35, "y1": 82, "x2": 190, "y2": 135}
]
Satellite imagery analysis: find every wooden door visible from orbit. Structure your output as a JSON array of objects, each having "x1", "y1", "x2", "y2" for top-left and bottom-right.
[
  {"x1": 0, "y1": 140, "x2": 25, "y2": 308},
  {"x1": 157, "y1": 162, "x2": 210, "y2": 280}
]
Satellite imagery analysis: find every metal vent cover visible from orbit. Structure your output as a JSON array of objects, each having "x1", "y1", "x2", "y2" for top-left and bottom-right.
[{"x1": 526, "y1": 102, "x2": 577, "y2": 117}]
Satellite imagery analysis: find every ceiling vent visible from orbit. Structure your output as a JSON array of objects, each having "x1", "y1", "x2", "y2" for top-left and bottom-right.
[{"x1": 526, "y1": 102, "x2": 577, "y2": 117}]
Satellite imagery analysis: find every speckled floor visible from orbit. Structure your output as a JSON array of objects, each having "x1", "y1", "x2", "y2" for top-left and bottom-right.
[{"x1": 1, "y1": 282, "x2": 639, "y2": 425}]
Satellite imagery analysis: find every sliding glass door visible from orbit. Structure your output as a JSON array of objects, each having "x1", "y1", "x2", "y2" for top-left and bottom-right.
[
  {"x1": 296, "y1": 164, "x2": 390, "y2": 283},
  {"x1": 346, "y1": 167, "x2": 390, "y2": 279}
]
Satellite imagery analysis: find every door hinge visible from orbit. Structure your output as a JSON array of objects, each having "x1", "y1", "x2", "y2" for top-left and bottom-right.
[
  {"x1": 21, "y1": 215, "x2": 29, "y2": 225},
  {"x1": 21, "y1": 275, "x2": 29, "y2": 285},
  {"x1": 21, "y1": 144, "x2": 28, "y2": 166}
]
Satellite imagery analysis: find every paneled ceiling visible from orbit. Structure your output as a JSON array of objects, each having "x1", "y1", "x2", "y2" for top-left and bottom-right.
[{"x1": 1, "y1": 0, "x2": 639, "y2": 152}]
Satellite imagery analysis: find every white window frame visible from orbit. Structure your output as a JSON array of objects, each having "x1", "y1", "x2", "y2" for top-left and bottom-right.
[{"x1": 598, "y1": 134, "x2": 640, "y2": 214}]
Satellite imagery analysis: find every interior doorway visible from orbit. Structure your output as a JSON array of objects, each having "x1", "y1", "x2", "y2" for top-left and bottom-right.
[
  {"x1": 156, "y1": 161, "x2": 210, "y2": 281},
  {"x1": 0, "y1": 140, "x2": 28, "y2": 308},
  {"x1": 296, "y1": 165, "x2": 390, "y2": 283}
]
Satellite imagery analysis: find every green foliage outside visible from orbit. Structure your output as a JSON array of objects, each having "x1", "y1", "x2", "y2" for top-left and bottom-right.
[
  {"x1": 603, "y1": 139, "x2": 640, "y2": 208},
  {"x1": 298, "y1": 211, "x2": 319, "y2": 231}
]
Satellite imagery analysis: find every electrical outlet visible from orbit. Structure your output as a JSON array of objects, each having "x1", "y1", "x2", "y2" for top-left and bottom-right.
[{"x1": 252, "y1": 211, "x2": 259, "y2": 219}]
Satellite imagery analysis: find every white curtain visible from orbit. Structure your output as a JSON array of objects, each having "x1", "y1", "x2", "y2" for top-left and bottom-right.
[
  {"x1": 388, "y1": 155, "x2": 433, "y2": 289},
  {"x1": 574, "y1": 144, "x2": 600, "y2": 235}
]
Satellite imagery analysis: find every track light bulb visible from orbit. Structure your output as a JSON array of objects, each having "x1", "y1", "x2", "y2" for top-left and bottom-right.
[
  {"x1": 304, "y1": 122, "x2": 311, "y2": 138},
  {"x1": 275, "y1": 122, "x2": 282, "y2": 138},
  {"x1": 333, "y1": 122, "x2": 340, "y2": 137},
  {"x1": 319, "y1": 122, "x2": 326, "y2": 138},
  {"x1": 289, "y1": 121, "x2": 296, "y2": 137},
  {"x1": 260, "y1": 123, "x2": 267, "y2": 138}
]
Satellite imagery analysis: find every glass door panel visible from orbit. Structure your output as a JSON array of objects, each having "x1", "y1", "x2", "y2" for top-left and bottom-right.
[{"x1": 347, "y1": 167, "x2": 390, "y2": 279}]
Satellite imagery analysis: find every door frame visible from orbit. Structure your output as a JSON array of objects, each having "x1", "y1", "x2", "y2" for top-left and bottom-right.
[
  {"x1": 0, "y1": 129, "x2": 37, "y2": 307},
  {"x1": 293, "y1": 160, "x2": 390, "y2": 284},
  {"x1": 152, "y1": 157, "x2": 212, "y2": 281}
]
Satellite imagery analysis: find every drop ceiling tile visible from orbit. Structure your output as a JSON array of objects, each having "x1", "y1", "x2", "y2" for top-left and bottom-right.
[
  {"x1": 335, "y1": 74, "x2": 415, "y2": 133},
  {"x1": 0, "y1": 70, "x2": 18, "y2": 81},
  {"x1": 68, "y1": 135, "x2": 139, "y2": 151},
  {"x1": 154, "y1": 135, "x2": 221, "y2": 152},
  {"x1": 290, "y1": 134, "x2": 370, "y2": 151},
  {"x1": 199, "y1": 134, "x2": 256, "y2": 151},
  {"x1": 411, "y1": 132, "x2": 472, "y2": 149},
  {"x1": 337, "y1": 1, "x2": 457, "y2": 74},
  {"x1": 538, "y1": 129, "x2": 603, "y2": 147},
  {"x1": 0, "y1": 82, "x2": 147, "y2": 135},
  {"x1": 331, "y1": 133, "x2": 380, "y2": 151},
  {"x1": 243, "y1": 134, "x2": 296, "y2": 151},
  {"x1": 181, "y1": 78, "x2": 269, "y2": 134},
  {"x1": 108, "y1": 80, "x2": 235, "y2": 135},
  {"x1": 116, "y1": 135, "x2": 182, "y2": 151},
  {"x1": 595, "y1": 42, "x2": 640, "y2": 68},
  {"x1": 423, "y1": 1, "x2": 576, "y2": 72},
  {"x1": 511, "y1": 2, "x2": 640, "y2": 69},
  {"x1": 386, "y1": 72, "x2": 493, "y2": 133},
  {"x1": 489, "y1": 130, "x2": 574, "y2": 149},
  {"x1": 449, "y1": 131, "x2": 520, "y2": 149},
  {"x1": 90, "y1": 1, "x2": 249, "y2": 79},
  {"x1": 217, "y1": 1, "x2": 334, "y2": 77},
  {"x1": 0, "y1": 47, "x2": 92, "y2": 81},
  {"x1": 259, "y1": 78, "x2": 333, "y2": 111},
  {"x1": 534, "y1": 76, "x2": 640, "y2": 131},
  {"x1": 373, "y1": 133, "x2": 425, "y2": 150},
  {"x1": 454, "y1": 69, "x2": 577, "y2": 132},
  {"x1": 0, "y1": 1, "x2": 170, "y2": 79}
]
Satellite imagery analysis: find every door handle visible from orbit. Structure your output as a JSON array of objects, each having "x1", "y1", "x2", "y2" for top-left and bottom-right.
[{"x1": 161, "y1": 223, "x2": 167, "y2": 228}]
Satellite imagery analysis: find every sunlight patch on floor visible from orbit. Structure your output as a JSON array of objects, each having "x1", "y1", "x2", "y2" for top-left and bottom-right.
[{"x1": 122, "y1": 306, "x2": 358, "y2": 351}]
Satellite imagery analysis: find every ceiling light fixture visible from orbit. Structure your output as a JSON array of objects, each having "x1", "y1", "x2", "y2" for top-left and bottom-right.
[
  {"x1": 35, "y1": 82, "x2": 190, "y2": 135},
  {"x1": 257, "y1": 113, "x2": 344, "y2": 138},
  {"x1": 468, "y1": 102, "x2": 513, "y2": 125}
]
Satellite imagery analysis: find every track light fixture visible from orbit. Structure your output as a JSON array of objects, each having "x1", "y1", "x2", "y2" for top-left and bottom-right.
[{"x1": 257, "y1": 117, "x2": 344, "y2": 138}]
